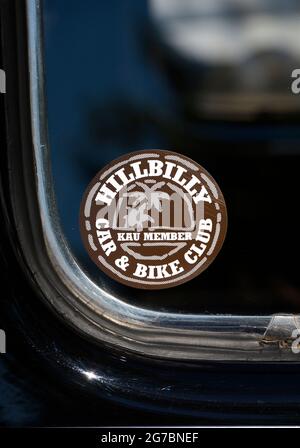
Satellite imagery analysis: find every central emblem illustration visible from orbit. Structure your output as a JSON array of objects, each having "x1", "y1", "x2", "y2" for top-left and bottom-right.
[{"x1": 80, "y1": 150, "x2": 227, "y2": 289}]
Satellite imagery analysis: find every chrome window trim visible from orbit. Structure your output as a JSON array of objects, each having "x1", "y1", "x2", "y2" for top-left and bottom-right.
[{"x1": 21, "y1": 0, "x2": 300, "y2": 362}]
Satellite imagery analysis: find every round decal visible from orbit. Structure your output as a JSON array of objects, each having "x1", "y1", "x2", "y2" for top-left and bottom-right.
[{"x1": 80, "y1": 150, "x2": 227, "y2": 289}]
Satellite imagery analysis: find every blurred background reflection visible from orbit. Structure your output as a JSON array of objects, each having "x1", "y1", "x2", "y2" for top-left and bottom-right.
[{"x1": 43, "y1": 0, "x2": 300, "y2": 314}]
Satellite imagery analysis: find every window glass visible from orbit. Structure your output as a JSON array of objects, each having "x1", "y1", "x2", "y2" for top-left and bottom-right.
[{"x1": 43, "y1": 0, "x2": 300, "y2": 314}]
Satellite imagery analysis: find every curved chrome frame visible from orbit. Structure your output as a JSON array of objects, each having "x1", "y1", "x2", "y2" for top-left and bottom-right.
[{"x1": 22, "y1": 0, "x2": 300, "y2": 361}]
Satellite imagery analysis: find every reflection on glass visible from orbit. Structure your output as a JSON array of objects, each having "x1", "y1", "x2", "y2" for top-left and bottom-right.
[
  {"x1": 43, "y1": 0, "x2": 300, "y2": 314},
  {"x1": 150, "y1": 0, "x2": 300, "y2": 117}
]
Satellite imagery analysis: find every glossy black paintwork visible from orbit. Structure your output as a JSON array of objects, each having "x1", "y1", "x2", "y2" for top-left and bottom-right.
[{"x1": 1, "y1": 0, "x2": 300, "y2": 427}]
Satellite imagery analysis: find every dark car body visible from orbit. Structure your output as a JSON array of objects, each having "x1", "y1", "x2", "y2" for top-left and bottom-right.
[{"x1": 1, "y1": 0, "x2": 300, "y2": 427}]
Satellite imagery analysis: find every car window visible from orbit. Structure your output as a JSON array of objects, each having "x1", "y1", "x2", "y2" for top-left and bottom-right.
[{"x1": 43, "y1": 0, "x2": 300, "y2": 316}]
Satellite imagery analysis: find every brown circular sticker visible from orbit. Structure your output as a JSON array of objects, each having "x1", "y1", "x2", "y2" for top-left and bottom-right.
[{"x1": 80, "y1": 150, "x2": 227, "y2": 289}]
